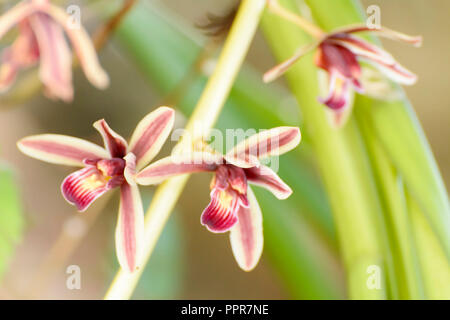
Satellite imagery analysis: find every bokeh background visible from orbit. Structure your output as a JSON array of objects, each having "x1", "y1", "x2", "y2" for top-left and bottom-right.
[{"x1": 0, "y1": 0, "x2": 448, "y2": 299}]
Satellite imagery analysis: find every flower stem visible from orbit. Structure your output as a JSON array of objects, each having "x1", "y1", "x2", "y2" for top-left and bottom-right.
[
  {"x1": 92, "y1": 0, "x2": 138, "y2": 51},
  {"x1": 103, "y1": 0, "x2": 266, "y2": 300},
  {"x1": 266, "y1": 0, "x2": 324, "y2": 39}
]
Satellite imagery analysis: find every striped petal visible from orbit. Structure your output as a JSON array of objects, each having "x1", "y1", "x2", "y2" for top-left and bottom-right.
[
  {"x1": 227, "y1": 127, "x2": 301, "y2": 162},
  {"x1": 331, "y1": 24, "x2": 422, "y2": 47},
  {"x1": 316, "y1": 42, "x2": 362, "y2": 81},
  {"x1": 128, "y1": 107, "x2": 175, "y2": 170},
  {"x1": 44, "y1": 3, "x2": 109, "y2": 89},
  {"x1": 245, "y1": 165, "x2": 292, "y2": 200},
  {"x1": 136, "y1": 152, "x2": 222, "y2": 185},
  {"x1": 61, "y1": 166, "x2": 110, "y2": 211},
  {"x1": 29, "y1": 12, "x2": 73, "y2": 102},
  {"x1": 230, "y1": 187, "x2": 263, "y2": 271},
  {"x1": 0, "y1": 50, "x2": 19, "y2": 92},
  {"x1": 93, "y1": 119, "x2": 128, "y2": 158},
  {"x1": 201, "y1": 188, "x2": 240, "y2": 233},
  {"x1": 115, "y1": 183, "x2": 144, "y2": 273},
  {"x1": 0, "y1": 1, "x2": 35, "y2": 39},
  {"x1": 360, "y1": 55, "x2": 417, "y2": 86},
  {"x1": 319, "y1": 71, "x2": 352, "y2": 111},
  {"x1": 329, "y1": 36, "x2": 417, "y2": 85},
  {"x1": 17, "y1": 134, "x2": 108, "y2": 166}
]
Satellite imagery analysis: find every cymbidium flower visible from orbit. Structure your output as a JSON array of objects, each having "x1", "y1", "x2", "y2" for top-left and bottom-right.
[
  {"x1": 264, "y1": 1, "x2": 422, "y2": 125},
  {"x1": 0, "y1": 0, "x2": 109, "y2": 101},
  {"x1": 17, "y1": 107, "x2": 175, "y2": 272},
  {"x1": 135, "y1": 127, "x2": 301, "y2": 271}
]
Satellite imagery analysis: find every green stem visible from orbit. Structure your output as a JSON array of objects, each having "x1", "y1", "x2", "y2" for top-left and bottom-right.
[
  {"x1": 261, "y1": 0, "x2": 386, "y2": 299},
  {"x1": 104, "y1": 0, "x2": 266, "y2": 300},
  {"x1": 356, "y1": 97, "x2": 424, "y2": 299}
]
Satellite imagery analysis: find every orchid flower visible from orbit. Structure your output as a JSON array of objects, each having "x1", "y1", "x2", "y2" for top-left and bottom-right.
[
  {"x1": 0, "y1": 0, "x2": 109, "y2": 102},
  {"x1": 135, "y1": 127, "x2": 301, "y2": 271},
  {"x1": 17, "y1": 107, "x2": 175, "y2": 272},
  {"x1": 264, "y1": 1, "x2": 422, "y2": 125}
]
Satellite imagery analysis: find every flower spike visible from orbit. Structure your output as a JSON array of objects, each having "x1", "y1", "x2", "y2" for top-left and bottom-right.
[
  {"x1": 264, "y1": 1, "x2": 422, "y2": 125},
  {"x1": 17, "y1": 107, "x2": 176, "y2": 273}
]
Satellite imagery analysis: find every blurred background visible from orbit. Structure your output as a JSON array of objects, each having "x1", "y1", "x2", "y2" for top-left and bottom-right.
[{"x1": 0, "y1": 0, "x2": 448, "y2": 299}]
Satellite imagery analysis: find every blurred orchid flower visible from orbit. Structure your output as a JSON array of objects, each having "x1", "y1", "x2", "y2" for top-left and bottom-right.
[
  {"x1": 17, "y1": 107, "x2": 175, "y2": 272},
  {"x1": 0, "y1": 0, "x2": 109, "y2": 102},
  {"x1": 264, "y1": 17, "x2": 422, "y2": 126},
  {"x1": 136, "y1": 127, "x2": 301, "y2": 271}
]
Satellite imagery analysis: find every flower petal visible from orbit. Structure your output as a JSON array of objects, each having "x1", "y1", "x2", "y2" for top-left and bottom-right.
[
  {"x1": 0, "y1": 1, "x2": 35, "y2": 39},
  {"x1": 136, "y1": 152, "x2": 221, "y2": 185},
  {"x1": 328, "y1": 36, "x2": 417, "y2": 85},
  {"x1": 93, "y1": 119, "x2": 128, "y2": 158},
  {"x1": 332, "y1": 24, "x2": 422, "y2": 47},
  {"x1": 201, "y1": 188, "x2": 240, "y2": 233},
  {"x1": 115, "y1": 183, "x2": 144, "y2": 273},
  {"x1": 319, "y1": 71, "x2": 352, "y2": 111},
  {"x1": 0, "y1": 21, "x2": 40, "y2": 92},
  {"x1": 245, "y1": 165, "x2": 292, "y2": 199},
  {"x1": 29, "y1": 13, "x2": 73, "y2": 102},
  {"x1": 0, "y1": 53, "x2": 19, "y2": 92},
  {"x1": 128, "y1": 107, "x2": 175, "y2": 170},
  {"x1": 359, "y1": 55, "x2": 417, "y2": 86},
  {"x1": 44, "y1": 3, "x2": 109, "y2": 89},
  {"x1": 229, "y1": 187, "x2": 263, "y2": 271},
  {"x1": 17, "y1": 134, "x2": 109, "y2": 166},
  {"x1": 61, "y1": 166, "x2": 110, "y2": 211},
  {"x1": 227, "y1": 127, "x2": 301, "y2": 162},
  {"x1": 123, "y1": 153, "x2": 137, "y2": 186},
  {"x1": 316, "y1": 42, "x2": 361, "y2": 80},
  {"x1": 263, "y1": 41, "x2": 319, "y2": 82}
]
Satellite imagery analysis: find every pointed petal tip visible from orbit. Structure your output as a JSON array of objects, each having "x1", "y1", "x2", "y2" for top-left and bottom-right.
[
  {"x1": 262, "y1": 69, "x2": 278, "y2": 83},
  {"x1": 115, "y1": 183, "x2": 144, "y2": 275},
  {"x1": 230, "y1": 188, "x2": 263, "y2": 272},
  {"x1": 129, "y1": 106, "x2": 175, "y2": 169}
]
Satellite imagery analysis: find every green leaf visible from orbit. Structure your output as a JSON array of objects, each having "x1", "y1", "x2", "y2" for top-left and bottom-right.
[{"x1": 0, "y1": 162, "x2": 24, "y2": 281}]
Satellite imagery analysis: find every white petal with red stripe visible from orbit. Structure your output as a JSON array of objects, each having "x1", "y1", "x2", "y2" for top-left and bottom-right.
[
  {"x1": 227, "y1": 126, "x2": 301, "y2": 162},
  {"x1": 115, "y1": 183, "x2": 144, "y2": 273},
  {"x1": 17, "y1": 134, "x2": 108, "y2": 166},
  {"x1": 245, "y1": 165, "x2": 292, "y2": 200},
  {"x1": 230, "y1": 187, "x2": 263, "y2": 271},
  {"x1": 29, "y1": 12, "x2": 73, "y2": 102},
  {"x1": 93, "y1": 119, "x2": 128, "y2": 158},
  {"x1": 128, "y1": 107, "x2": 175, "y2": 170}
]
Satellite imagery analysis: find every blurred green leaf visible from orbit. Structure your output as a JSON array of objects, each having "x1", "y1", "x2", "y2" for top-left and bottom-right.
[{"x1": 0, "y1": 162, "x2": 24, "y2": 281}]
